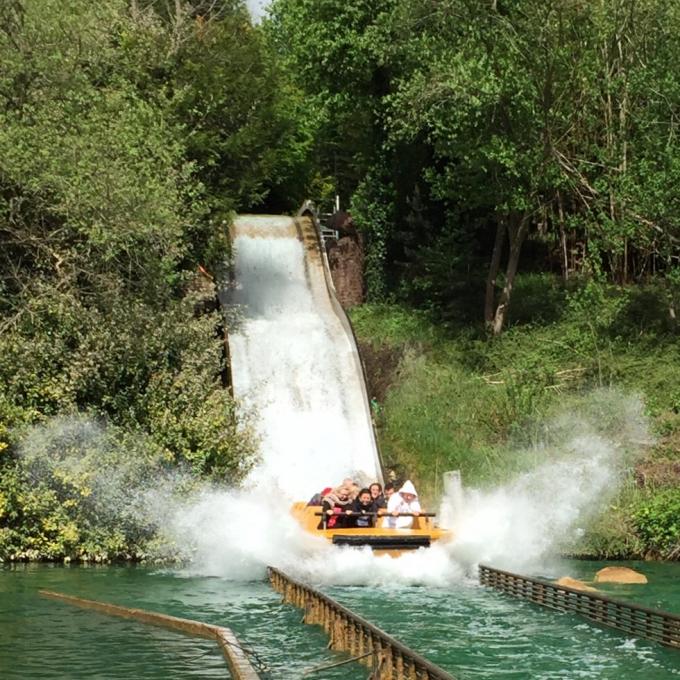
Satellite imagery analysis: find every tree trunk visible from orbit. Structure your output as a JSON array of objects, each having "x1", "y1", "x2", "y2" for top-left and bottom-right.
[
  {"x1": 492, "y1": 215, "x2": 530, "y2": 335},
  {"x1": 557, "y1": 190, "x2": 568, "y2": 282},
  {"x1": 485, "y1": 217, "x2": 506, "y2": 329}
]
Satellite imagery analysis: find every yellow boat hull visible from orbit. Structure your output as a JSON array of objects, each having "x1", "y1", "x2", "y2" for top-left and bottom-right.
[{"x1": 291, "y1": 502, "x2": 453, "y2": 557}]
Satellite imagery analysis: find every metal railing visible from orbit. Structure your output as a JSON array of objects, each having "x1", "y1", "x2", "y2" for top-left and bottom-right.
[
  {"x1": 268, "y1": 566, "x2": 456, "y2": 680},
  {"x1": 479, "y1": 564, "x2": 680, "y2": 649},
  {"x1": 314, "y1": 511, "x2": 436, "y2": 530}
]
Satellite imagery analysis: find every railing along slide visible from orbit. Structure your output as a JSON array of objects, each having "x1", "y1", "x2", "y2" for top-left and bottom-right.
[
  {"x1": 479, "y1": 564, "x2": 680, "y2": 649},
  {"x1": 268, "y1": 567, "x2": 456, "y2": 680}
]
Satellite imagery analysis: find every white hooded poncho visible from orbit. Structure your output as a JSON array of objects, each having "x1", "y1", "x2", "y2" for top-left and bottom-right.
[{"x1": 384, "y1": 480, "x2": 421, "y2": 529}]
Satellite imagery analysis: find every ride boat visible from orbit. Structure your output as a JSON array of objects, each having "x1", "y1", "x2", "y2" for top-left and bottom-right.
[{"x1": 291, "y1": 503, "x2": 453, "y2": 556}]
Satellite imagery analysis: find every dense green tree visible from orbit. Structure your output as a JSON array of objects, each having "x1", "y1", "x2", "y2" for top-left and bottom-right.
[
  {"x1": 268, "y1": 0, "x2": 680, "y2": 331},
  {"x1": 0, "y1": 0, "x2": 274, "y2": 560}
]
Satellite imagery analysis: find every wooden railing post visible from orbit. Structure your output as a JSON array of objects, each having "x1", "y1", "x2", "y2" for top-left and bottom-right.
[{"x1": 266, "y1": 567, "x2": 456, "y2": 680}]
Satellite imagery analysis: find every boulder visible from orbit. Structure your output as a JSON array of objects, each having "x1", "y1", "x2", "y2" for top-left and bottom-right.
[
  {"x1": 327, "y1": 234, "x2": 365, "y2": 308},
  {"x1": 594, "y1": 566, "x2": 648, "y2": 584},
  {"x1": 555, "y1": 576, "x2": 597, "y2": 592}
]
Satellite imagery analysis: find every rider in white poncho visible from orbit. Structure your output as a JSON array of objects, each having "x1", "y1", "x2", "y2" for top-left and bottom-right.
[{"x1": 384, "y1": 480, "x2": 421, "y2": 529}]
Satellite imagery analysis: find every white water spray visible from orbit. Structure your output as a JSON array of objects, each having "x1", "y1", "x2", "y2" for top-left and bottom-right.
[
  {"x1": 15, "y1": 209, "x2": 652, "y2": 585},
  {"x1": 442, "y1": 393, "x2": 651, "y2": 574},
  {"x1": 17, "y1": 392, "x2": 649, "y2": 585},
  {"x1": 169, "y1": 213, "x2": 653, "y2": 584},
  {"x1": 164, "y1": 394, "x2": 647, "y2": 584}
]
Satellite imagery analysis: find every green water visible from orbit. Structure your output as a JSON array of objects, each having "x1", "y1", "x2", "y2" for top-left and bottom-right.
[
  {"x1": 551, "y1": 560, "x2": 680, "y2": 615},
  {"x1": 2, "y1": 561, "x2": 680, "y2": 679},
  {"x1": 0, "y1": 564, "x2": 359, "y2": 680},
  {"x1": 327, "y1": 560, "x2": 680, "y2": 679}
]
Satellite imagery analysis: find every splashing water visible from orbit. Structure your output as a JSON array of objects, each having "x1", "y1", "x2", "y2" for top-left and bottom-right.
[
  {"x1": 16, "y1": 416, "x2": 202, "y2": 560},
  {"x1": 446, "y1": 435, "x2": 616, "y2": 573},
  {"x1": 442, "y1": 392, "x2": 652, "y2": 574},
  {"x1": 163, "y1": 393, "x2": 650, "y2": 585},
  {"x1": 166, "y1": 487, "x2": 465, "y2": 586},
  {"x1": 17, "y1": 391, "x2": 649, "y2": 585}
]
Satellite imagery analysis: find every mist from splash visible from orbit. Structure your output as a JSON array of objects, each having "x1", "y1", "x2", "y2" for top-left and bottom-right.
[
  {"x1": 17, "y1": 416, "x2": 197, "y2": 558},
  {"x1": 442, "y1": 391, "x2": 652, "y2": 574},
  {"x1": 16, "y1": 390, "x2": 650, "y2": 584},
  {"x1": 164, "y1": 390, "x2": 651, "y2": 584}
]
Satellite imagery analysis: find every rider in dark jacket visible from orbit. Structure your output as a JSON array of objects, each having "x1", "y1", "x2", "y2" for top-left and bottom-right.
[{"x1": 347, "y1": 489, "x2": 377, "y2": 528}]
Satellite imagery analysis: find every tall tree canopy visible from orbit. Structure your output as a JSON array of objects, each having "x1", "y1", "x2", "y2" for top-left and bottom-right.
[
  {"x1": 0, "y1": 0, "x2": 300, "y2": 559},
  {"x1": 267, "y1": 0, "x2": 680, "y2": 331}
]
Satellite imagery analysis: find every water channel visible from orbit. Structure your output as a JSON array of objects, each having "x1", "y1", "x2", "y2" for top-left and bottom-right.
[{"x1": 2, "y1": 560, "x2": 679, "y2": 679}]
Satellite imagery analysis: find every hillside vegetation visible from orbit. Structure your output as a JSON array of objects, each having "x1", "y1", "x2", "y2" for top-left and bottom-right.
[
  {"x1": 351, "y1": 286, "x2": 680, "y2": 559},
  {"x1": 0, "y1": 0, "x2": 302, "y2": 560}
]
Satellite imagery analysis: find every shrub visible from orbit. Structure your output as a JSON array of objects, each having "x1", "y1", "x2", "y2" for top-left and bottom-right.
[{"x1": 634, "y1": 489, "x2": 680, "y2": 558}]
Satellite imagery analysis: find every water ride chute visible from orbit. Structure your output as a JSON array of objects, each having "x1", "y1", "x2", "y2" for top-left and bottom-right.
[{"x1": 223, "y1": 213, "x2": 382, "y2": 496}]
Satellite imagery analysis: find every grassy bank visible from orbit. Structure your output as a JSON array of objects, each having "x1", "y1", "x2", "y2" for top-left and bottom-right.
[{"x1": 350, "y1": 276, "x2": 680, "y2": 559}]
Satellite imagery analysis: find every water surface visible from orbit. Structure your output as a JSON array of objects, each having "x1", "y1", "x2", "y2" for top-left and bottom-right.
[{"x1": 2, "y1": 561, "x2": 680, "y2": 679}]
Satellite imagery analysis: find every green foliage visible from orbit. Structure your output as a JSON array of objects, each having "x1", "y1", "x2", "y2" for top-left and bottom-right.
[
  {"x1": 351, "y1": 162, "x2": 397, "y2": 299},
  {"x1": 269, "y1": 0, "x2": 680, "y2": 324},
  {"x1": 0, "y1": 285, "x2": 258, "y2": 560},
  {"x1": 634, "y1": 489, "x2": 680, "y2": 558},
  {"x1": 351, "y1": 288, "x2": 680, "y2": 555},
  {"x1": 171, "y1": 6, "x2": 293, "y2": 217},
  {"x1": 0, "y1": 0, "x2": 196, "y2": 306},
  {"x1": 267, "y1": 0, "x2": 396, "y2": 198},
  {"x1": 0, "y1": 417, "x2": 185, "y2": 561},
  {"x1": 569, "y1": 497, "x2": 644, "y2": 560},
  {"x1": 0, "y1": 0, "x2": 266, "y2": 561}
]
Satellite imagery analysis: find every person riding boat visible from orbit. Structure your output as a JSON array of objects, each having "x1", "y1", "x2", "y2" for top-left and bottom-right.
[
  {"x1": 347, "y1": 488, "x2": 377, "y2": 528},
  {"x1": 384, "y1": 480, "x2": 421, "y2": 529},
  {"x1": 369, "y1": 482, "x2": 386, "y2": 510},
  {"x1": 307, "y1": 486, "x2": 332, "y2": 506},
  {"x1": 318, "y1": 485, "x2": 353, "y2": 529}
]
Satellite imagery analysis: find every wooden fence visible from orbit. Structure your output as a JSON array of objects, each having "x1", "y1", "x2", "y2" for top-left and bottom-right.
[
  {"x1": 268, "y1": 566, "x2": 456, "y2": 680},
  {"x1": 478, "y1": 564, "x2": 680, "y2": 648}
]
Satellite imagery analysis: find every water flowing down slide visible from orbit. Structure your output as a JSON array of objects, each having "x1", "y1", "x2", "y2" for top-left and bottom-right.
[{"x1": 223, "y1": 214, "x2": 382, "y2": 499}]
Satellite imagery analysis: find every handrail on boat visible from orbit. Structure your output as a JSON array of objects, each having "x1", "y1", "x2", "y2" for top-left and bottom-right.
[
  {"x1": 313, "y1": 512, "x2": 436, "y2": 517},
  {"x1": 313, "y1": 510, "x2": 437, "y2": 530}
]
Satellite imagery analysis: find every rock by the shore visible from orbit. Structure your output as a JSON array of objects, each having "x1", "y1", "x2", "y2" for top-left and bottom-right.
[
  {"x1": 594, "y1": 566, "x2": 648, "y2": 584},
  {"x1": 555, "y1": 576, "x2": 597, "y2": 592}
]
